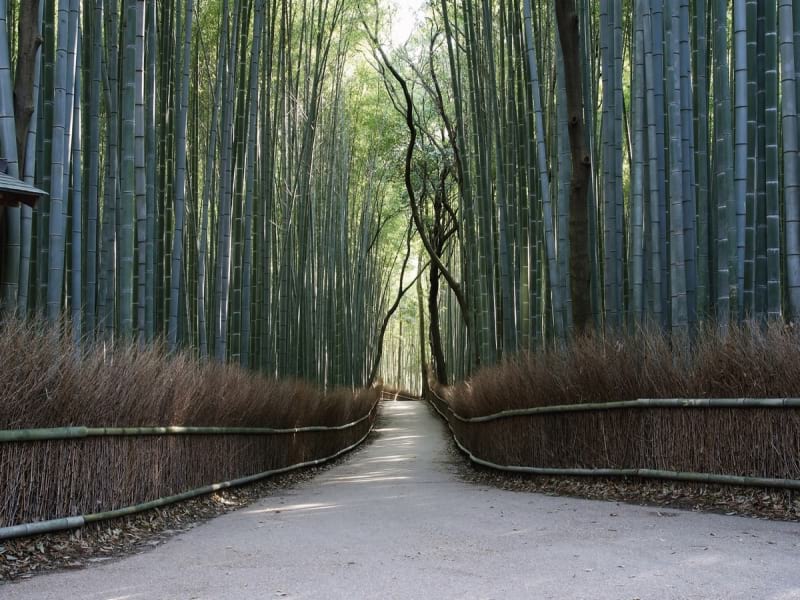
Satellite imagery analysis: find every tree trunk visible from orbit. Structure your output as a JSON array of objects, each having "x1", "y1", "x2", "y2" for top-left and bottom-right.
[
  {"x1": 428, "y1": 258, "x2": 447, "y2": 386},
  {"x1": 416, "y1": 259, "x2": 429, "y2": 396},
  {"x1": 167, "y1": 0, "x2": 193, "y2": 352},
  {"x1": 14, "y1": 0, "x2": 42, "y2": 173},
  {"x1": 555, "y1": 0, "x2": 592, "y2": 333}
]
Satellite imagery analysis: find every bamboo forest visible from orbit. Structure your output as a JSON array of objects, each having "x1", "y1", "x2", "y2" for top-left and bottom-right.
[
  {"x1": 3, "y1": 0, "x2": 800, "y2": 389},
  {"x1": 2, "y1": 0, "x2": 800, "y2": 594}
]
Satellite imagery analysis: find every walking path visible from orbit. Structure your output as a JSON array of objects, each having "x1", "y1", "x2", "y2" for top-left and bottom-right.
[{"x1": 4, "y1": 401, "x2": 800, "y2": 599}]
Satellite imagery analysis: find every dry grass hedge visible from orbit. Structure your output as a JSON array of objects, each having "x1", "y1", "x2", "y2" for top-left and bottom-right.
[
  {"x1": 0, "y1": 318, "x2": 378, "y2": 528},
  {"x1": 447, "y1": 322, "x2": 800, "y2": 417},
  {"x1": 0, "y1": 317, "x2": 375, "y2": 429},
  {"x1": 432, "y1": 323, "x2": 800, "y2": 483}
]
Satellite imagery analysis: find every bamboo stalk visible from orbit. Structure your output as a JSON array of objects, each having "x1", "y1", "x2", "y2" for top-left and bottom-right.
[
  {"x1": 166, "y1": 0, "x2": 193, "y2": 351},
  {"x1": 0, "y1": 0, "x2": 22, "y2": 309},
  {"x1": 0, "y1": 516, "x2": 85, "y2": 541}
]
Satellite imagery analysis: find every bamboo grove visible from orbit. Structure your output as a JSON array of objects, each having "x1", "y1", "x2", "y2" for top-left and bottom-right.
[
  {"x1": 368, "y1": 0, "x2": 800, "y2": 385},
  {"x1": 0, "y1": 0, "x2": 419, "y2": 389},
  {"x1": 2, "y1": 0, "x2": 800, "y2": 393}
]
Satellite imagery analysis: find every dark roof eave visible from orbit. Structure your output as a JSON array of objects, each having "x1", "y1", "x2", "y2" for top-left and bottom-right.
[{"x1": 0, "y1": 173, "x2": 48, "y2": 198}]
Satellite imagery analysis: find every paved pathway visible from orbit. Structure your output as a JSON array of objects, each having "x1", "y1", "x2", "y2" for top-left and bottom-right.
[{"x1": 4, "y1": 401, "x2": 800, "y2": 599}]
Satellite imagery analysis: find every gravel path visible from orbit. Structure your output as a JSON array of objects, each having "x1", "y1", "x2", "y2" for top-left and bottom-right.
[{"x1": 4, "y1": 401, "x2": 800, "y2": 599}]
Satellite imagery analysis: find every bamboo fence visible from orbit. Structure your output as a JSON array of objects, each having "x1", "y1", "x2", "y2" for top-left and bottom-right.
[
  {"x1": 0, "y1": 397, "x2": 381, "y2": 540},
  {"x1": 428, "y1": 388, "x2": 800, "y2": 491}
]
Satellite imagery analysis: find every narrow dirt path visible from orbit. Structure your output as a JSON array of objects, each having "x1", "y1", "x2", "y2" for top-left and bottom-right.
[{"x1": 4, "y1": 402, "x2": 800, "y2": 599}]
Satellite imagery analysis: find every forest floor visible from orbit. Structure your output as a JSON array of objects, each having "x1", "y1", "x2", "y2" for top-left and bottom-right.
[{"x1": 2, "y1": 401, "x2": 800, "y2": 599}]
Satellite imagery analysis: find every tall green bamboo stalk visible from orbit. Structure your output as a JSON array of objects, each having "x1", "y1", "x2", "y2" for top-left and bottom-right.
[
  {"x1": 167, "y1": 0, "x2": 193, "y2": 352},
  {"x1": 45, "y1": 0, "x2": 71, "y2": 322},
  {"x1": 0, "y1": 0, "x2": 21, "y2": 310},
  {"x1": 780, "y1": 0, "x2": 800, "y2": 317}
]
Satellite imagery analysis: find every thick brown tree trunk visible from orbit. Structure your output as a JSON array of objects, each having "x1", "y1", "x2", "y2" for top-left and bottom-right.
[
  {"x1": 14, "y1": 0, "x2": 42, "y2": 173},
  {"x1": 555, "y1": 0, "x2": 592, "y2": 333}
]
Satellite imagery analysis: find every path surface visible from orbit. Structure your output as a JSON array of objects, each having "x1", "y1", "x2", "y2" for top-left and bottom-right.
[{"x1": 5, "y1": 401, "x2": 800, "y2": 599}]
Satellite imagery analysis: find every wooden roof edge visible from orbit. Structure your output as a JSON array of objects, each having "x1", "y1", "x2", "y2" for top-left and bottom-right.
[{"x1": 0, "y1": 172, "x2": 48, "y2": 198}]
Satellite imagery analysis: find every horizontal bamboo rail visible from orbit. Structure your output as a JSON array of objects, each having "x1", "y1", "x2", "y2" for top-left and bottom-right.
[
  {"x1": 0, "y1": 399, "x2": 380, "y2": 540},
  {"x1": 430, "y1": 391, "x2": 800, "y2": 423},
  {"x1": 0, "y1": 424, "x2": 374, "y2": 540},
  {"x1": 427, "y1": 390, "x2": 800, "y2": 492},
  {"x1": 0, "y1": 407, "x2": 376, "y2": 443}
]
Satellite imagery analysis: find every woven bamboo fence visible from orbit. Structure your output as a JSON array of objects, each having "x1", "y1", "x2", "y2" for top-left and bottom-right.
[
  {"x1": 428, "y1": 388, "x2": 800, "y2": 489},
  {"x1": 0, "y1": 397, "x2": 380, "y2": 540}
]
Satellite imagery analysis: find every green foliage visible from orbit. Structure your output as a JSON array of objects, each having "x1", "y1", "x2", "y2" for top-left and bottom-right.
[{"x1": 2, "y1": 0, "x2": 800, "y2": 392}]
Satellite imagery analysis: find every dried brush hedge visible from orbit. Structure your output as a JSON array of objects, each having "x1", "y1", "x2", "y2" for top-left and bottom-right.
[
  {"x1": 432, "y1": 322, "x2": 800, "y2": 483},
  {"x1": 0, "y1": 318, "x2": 379, "y2": 528}
]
